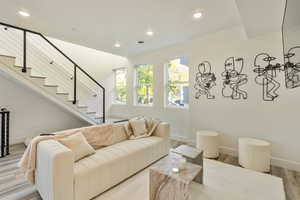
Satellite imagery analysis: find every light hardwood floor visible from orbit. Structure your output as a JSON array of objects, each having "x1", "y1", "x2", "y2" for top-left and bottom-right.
[
  {"x1": 0, "y1": 142, "x2": 299, "y2": 200},
  {"x1": 170, "y1": 140, "x2": 300, "y2": 200}
]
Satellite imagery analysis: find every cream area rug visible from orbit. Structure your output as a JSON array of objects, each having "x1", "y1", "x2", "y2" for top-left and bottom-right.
[{"x1": 95, "y1": 159, "x2": 285, "y2": 200}]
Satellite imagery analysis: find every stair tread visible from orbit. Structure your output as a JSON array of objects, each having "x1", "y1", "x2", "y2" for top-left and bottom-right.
[
  {"x1": 67, "y1": 99, "x2": 79, "y2": 102},
  {"x1": 14, "y1": 65, "x2": 32, "y2": 69},
  {"x1": 30, "y1": 75, "x2": 47, "y2": 79},
  {"x1": 0, "y1": 55, "x2": 16, "y2": 59},
  {"x1": 56, "y1": 92, "x2": 69, "y2": 95},
  {"x1": 78, "y1": 105, "x2": 88, "y2": 108},
  {"x1": 87, "y1": 111, "x2": 97, "y2": 114},
  {"x1": 44, "y1": 85, "x2": 58, "y2": 87},
  {"x1": 95, "y1": 117, "x2": 103, "y2": 119}
]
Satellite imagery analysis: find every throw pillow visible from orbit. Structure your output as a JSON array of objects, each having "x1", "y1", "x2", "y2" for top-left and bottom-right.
[
  {"x1": 129, "y1": 118, "x2": 147, "y2": 137},
  {"x1": 129, "y1": 117, "x2": 161, "y2": 139},
  {"x1": 58, "y1": 132, "x2": 95, "y2": 162},
  {"x1": 124, "y1": 122, "x2": 133, "y2": 137}
]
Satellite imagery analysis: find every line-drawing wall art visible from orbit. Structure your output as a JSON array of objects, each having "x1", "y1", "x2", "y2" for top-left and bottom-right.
[
  {"x1": 253, "y1": 53, "x2": 282, "y2": 101},
  {"x1": 194, "y1": 61, "x2": 217, "y2": 99},
  {"x1": 284, "y1": 46, "x2": 300, "y2": 89},
  {"x1": 222, "y1": 57, "x2": 248, "y2": 100}
]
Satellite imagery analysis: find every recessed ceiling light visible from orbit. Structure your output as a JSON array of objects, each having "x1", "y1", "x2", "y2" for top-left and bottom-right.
[
  {"x1": 18, "y1": 11, "x2": 30, "y2": 17},
  {"x1": 146, "y1": 31, "x2": 154, "y2": 36},
  {"x1": 193, "y1": 12, "x2": 202, "y2": 19},
  {"x1": 114, "y1": 43, "x2": 121, "y2": 48}
]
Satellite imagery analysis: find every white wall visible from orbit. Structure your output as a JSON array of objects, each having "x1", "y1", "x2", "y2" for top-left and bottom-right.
[
  {"x1": 0, "y1": 72, "x2": 89, "y2": 144},
  {"x1": 110, "y1": 26, "x2": 300, "y2": 171}
]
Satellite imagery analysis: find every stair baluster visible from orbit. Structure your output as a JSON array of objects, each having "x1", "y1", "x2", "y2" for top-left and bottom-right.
[{"x1": 22, "y1": 30, "x2": 27, "y2": 73}]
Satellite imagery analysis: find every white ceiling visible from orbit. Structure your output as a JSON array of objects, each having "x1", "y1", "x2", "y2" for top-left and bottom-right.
[
  {"x1": 0, "y1": 0, "x2": 285, "y2": 57},
  {"x1": 283, "y1": 0, "x2": 300, "y2": 28},
  {"x1": 0, "y1": 0, "x2": 243, "y2": 56},
  {"x1": 236, "y1": 0, "x2": 285, "y2": 38}
]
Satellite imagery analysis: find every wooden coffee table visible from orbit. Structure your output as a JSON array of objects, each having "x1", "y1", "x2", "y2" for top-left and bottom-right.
[{"x1": 149, "y1": 153, "x2": 203, "y2": 200}]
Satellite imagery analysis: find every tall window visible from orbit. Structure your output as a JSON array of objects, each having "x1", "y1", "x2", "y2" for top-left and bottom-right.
[
  {"x1": 135, "y1": 64, "x2": 154, "y2": 105},
  {"x1": 114, "y1": 68, "x2": 127, "y2": 104},
  {"x1": 166, "y1": 58, "x2": 189, "y2": 107}
]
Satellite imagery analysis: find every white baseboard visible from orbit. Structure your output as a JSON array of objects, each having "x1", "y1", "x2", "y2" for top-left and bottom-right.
[
  {"x1": 11, "y1": 137, "x2": 26, "y2": 145},
  {"x1": 269, "y1": 157, "x2": 300, "y2": 172},
  {"x1": 170, "y1": 135, "x2": 192, "y2": 143},
  {"x1": 171, "y1": 136, "x2": 300, "y2": 172},
  {"x1": 219, "y1": 146, "x2": 300, "y2": 172},
  {"x1": 219, "y1": 146, "x2": 237, "y2": 156}
]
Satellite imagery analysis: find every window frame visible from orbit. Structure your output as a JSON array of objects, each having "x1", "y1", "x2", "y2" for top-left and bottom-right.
[
  {"x1": 134, "y1": 64, "x2": 154, "y2": 106},
  {"x1": 113, "y1": 67, "x2": 127, "y2": 105},
  {"x1": 164, "y1": 58, "x2": 189, "y2": 109}
]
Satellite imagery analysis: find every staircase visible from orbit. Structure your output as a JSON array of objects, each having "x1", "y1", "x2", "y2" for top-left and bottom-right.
[{"x1": 0, "y1": 22, "x2": 105, "y2": 125}]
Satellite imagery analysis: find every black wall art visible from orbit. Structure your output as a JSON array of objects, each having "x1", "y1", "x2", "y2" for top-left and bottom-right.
[
  {"x1": 253, "y1": 53, "x2": 282, "y2": 101},
  {"x1": 284, "y1": 46, "x2": 300, "y2": 89},
  {"x1": 194, "y1": 61, "x2": 217, "y2": 99},
  {"x1": 222, "y1": 57, "x2": 248, "y2": 100}
]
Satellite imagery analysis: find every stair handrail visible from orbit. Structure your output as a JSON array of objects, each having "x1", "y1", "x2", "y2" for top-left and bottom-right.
[{"x1": 0, "y1": 21, "x2": 105, "y2": 123}]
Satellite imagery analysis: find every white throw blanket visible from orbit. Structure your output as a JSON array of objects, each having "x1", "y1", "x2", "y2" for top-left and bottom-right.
[{"x1": 18, "y1": 129, "x2": 81, "y2": 184}]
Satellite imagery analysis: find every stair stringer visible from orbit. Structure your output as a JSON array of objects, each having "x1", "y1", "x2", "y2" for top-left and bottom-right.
[{"x1": 0, "y1": 55, "x2": 99, "y2": 125}]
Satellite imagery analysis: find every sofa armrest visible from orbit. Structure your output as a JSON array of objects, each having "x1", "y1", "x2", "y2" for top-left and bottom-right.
[
  {"x1": 36, "y1": 140, "x2": 74, "y2": 200},
  {"x1": 153, "y1": 122, "x2": 170, "y2": 140}
]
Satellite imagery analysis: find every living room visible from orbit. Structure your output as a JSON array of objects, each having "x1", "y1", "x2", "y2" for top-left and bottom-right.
[{"x1": 0, "y1": 0, "x2": 299, "y2": 200}]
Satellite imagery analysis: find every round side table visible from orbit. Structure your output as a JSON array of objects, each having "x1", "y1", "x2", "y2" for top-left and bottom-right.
[{"x1": 196, "y1": 130, "x2": 220, "y2": 159}]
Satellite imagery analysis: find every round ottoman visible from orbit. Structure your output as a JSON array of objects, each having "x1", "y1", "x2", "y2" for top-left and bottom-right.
[
  {"x1": 196, "y1": 131, "x2": 220, "y2": 158},
  {"x1": 238, "y1": 138, "x2": 271, "y2": 172}
]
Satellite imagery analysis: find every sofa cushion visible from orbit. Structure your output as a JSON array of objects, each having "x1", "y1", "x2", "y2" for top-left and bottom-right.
[
  {"x1": 58, "y1": 132, "x2": 95, "y2": 162},
  {"x1": 73, "y1": 136, "x2": 168, "y2": 200},
  {"x1": 81, "y1": 124, "x2": 114, "y2": 150},
  {"x1": 54, "y1": 124, "x2": 115, "y2": 150}
]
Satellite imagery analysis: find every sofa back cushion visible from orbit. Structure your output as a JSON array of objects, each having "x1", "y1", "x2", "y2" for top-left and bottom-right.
[
  {"x1": 112, "y1": 123, "x2": 129, "y2": 144},
  {"x1": 54, "y1": 123, "x2": 129, "y2": 150},
  {"x1": 81, "y1": 124, "x2": 114, "y2": 150},
  {"x1": 80, "y1": 123, "x2": 129, "y2": 150}
]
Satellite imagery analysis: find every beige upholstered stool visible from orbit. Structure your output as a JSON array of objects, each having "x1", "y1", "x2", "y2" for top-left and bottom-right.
[
  {"x1": 196, "y1": 131, "x2": 220, "y2": 158},
  {"x1": 238, "y1": 138, "x2": 271, "y2": 172}
]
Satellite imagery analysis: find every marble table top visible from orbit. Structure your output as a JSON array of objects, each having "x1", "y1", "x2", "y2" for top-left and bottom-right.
[
  {"x1": 171, "y1": 145, "x2": 202, "y2": 159},
  {"x1": 150, "y1": 154, "x2": 202, "y2": 184}
]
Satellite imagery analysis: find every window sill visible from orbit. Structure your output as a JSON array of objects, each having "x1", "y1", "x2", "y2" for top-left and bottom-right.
[
  {"x1": 111, "y1": 103, "x2": 127, "y2": 106},
  {"x1": 133, "y1": 104, "x2": 153, "y2": 108},
  {"x1": 165, "y1": 105, "x2": 189, "y2": 110}
]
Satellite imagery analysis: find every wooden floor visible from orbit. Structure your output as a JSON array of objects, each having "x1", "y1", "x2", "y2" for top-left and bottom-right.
[
  {"x1": 170, "y1": 140, "x2": 300, "y2": 200},
  {"x1": 0, "y1": 142, "x2": 299, "y2": 200},
  {"x1": 0, "y1": 144, "x2": 41, "y2": 200}
]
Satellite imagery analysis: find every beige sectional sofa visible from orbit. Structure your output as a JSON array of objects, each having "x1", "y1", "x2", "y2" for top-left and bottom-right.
[{"x1": 35, "y1": 122, "x2": 170, "y2": 200}]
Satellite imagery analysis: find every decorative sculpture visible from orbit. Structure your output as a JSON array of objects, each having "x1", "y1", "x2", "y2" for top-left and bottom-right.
[
  {"x1": 284, "y1": 46, "x2": 300, "y2": 89},
  {"x1": 222, "y1": 57, "x2": 248, "y2": 99},
  {"x1": 253, "y1": 53, "x2": 282, "y2": 101},
  {"x1": 194, "y1": 61, "x2": 217, "y2": 99}
]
